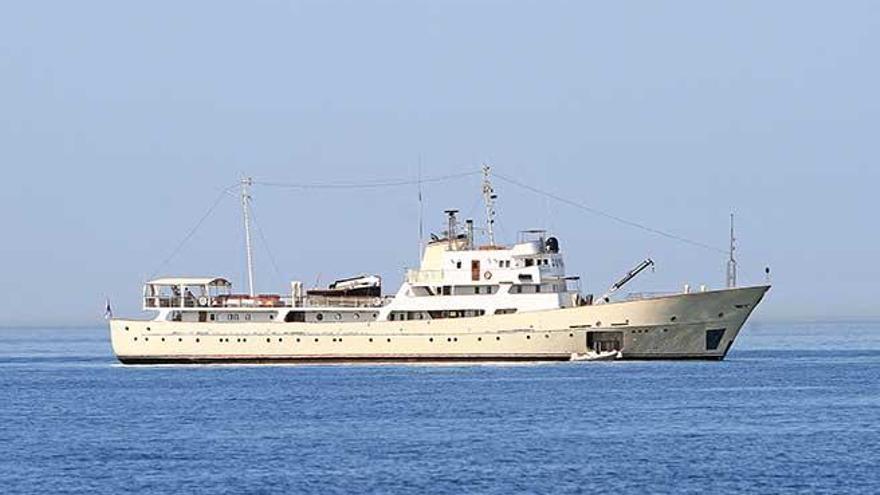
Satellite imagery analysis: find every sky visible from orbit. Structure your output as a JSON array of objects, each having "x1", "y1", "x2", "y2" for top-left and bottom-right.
[{"x1": 0, "y1": 1, "x2": 878, "y2": 326}]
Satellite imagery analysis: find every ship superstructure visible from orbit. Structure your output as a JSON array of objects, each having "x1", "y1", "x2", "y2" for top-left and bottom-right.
[{"x1": 110, "y1": 167, "x2": 769, "y2": 364}]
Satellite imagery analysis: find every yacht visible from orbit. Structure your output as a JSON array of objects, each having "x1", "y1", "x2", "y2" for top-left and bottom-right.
[{"x1": 109, "y1": 168, "x2": 769, "y2": 364}]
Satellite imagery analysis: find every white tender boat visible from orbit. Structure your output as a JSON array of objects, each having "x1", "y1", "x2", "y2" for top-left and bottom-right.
[
  {"x1": 109, "y1": 168, "x2": 769, "y2": 364},
  {"x1": 570, "y1": 350, "x2": 622, "y2": 362}
]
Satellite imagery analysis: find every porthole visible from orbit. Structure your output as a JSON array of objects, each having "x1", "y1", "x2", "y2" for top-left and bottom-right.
[
  {"x1": 316, "y1": 313, "x2": 324, "y2": 321},
  {"x1": 237, "y1": 338, "x2": 241, "y2": 343},
  {"x1": 496, "y1": 336, "x2": 501, "y2": 341},
  {"x1": 387, "y1": 338, "x2": 391, "y2": 343},
  {"x1": 595, "y1": 322, "x2": 601, "y2": 327},
  {"x1": 178, "y1": 338, "x2": 182, "y2": 342},
  {"x1": 663, "y1": 329, "x2": 668, "y2": 332},
  {"x1": 718, "y1": 312, "x2": 724, "y2": 318},
  {"x1": 369, "y1": 338, "x2": 374, "y2": 342},
  {"x1": 124, "y1": 326, "x2": 129, "y2": 331},
  {"x1": 145, "y1": 337, "x2": 149, "y2": 341},
  {"x1": 447, "y1": 337, "x2": 452, "y2": 342},
  {"x1": 354, "y1": 313, "x2": 360, "y2": 320},
  {"x1": 196, "y1": 338, "x2": 200, "y2": 343},
  {"x1": 569, "y1": 333, "x2": 574, "y2": 338},
  {"x1": 429, "y1": 338, "x2": 434, "y2": 342},
  {"x1": 146, "y1": 327, "x2": 151, "y2": 331},
  {"x1": 670, "y1": 316, "x2": 677, "y2": 322},
  {"x1": 161, "y1": 338, "x2": 165, "y2": 342},
  {"x1": 526, "y1": 335, "x2": 531, "y2": 340},
  {"x1": 339, "y1": 338, "x2": 343, "y2": 342},
  {"x1": 314, "y1": 338, "x2": 319, "y2": 342},
  {"x1": 545, "y1": 334, "x2": 550, "y2": 339},
  {"x1": 278, "y1": 338, "x2": 283, "y2": 342},
  {"x1": 133, "y1": 337, "x2": 138, "y2": 341},
  {"x1": 477, "y1": 337, "x2": 482, "y2": 342},
  {"x1": 296, "y1": 338, "x2": 301, "y2": 342},
  {"x1": 266, "y1": 338, "x2": 271, "y2": 343},
  {"x1": 454, "y1": 337, "x2": 458, "y2": 342}
]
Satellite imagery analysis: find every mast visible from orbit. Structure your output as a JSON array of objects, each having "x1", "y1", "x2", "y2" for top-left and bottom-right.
[
  {"x1": 417, "y1": 157, "x2": 424, "y2": 259},
  {"x1": 482, "y1": 164, "x2": 497, "y2": 246},
  {"x1": 241, "y1": 177, "x2": 256, "y2": 297},
  {"x1": 726, "y1": 213, "x2": 737, "y2": 288}
]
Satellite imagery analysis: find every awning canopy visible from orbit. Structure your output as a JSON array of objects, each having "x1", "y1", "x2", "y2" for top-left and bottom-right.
[{"x1": 146, "y1": 277, "x2": 232, "y2": 287}]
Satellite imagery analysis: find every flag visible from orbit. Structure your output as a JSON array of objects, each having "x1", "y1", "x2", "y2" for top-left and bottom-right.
[{"x1": 104, "y1": 298, "x2": 113, "y2": 320}]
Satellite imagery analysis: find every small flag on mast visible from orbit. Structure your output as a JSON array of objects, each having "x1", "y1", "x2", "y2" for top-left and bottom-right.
[{"x1": 104, "y1": 298, "x2": 113, "y2": 320}]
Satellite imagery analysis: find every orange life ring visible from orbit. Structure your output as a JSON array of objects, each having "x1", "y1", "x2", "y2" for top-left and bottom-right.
[{"x1": 484, "y1": 271, "x2": 493, "y2": 280}]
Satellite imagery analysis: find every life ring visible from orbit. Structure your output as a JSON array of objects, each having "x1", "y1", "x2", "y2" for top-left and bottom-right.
[
  {"x1": 198, "y1": 296, "x2": 209, "y2": 306},
  {"x1": 484, "y1": 271, "x2": 493, "y2": 280}
]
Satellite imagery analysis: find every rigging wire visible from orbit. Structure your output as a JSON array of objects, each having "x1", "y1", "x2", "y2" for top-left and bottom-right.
[
  {"x1": 248, "y1": 201, "x2": 286, "y2": 289},
  {"x1": 254, "y1": 170, "x2": 479, "y2": 190},
  {"x1": 146, "y1": 167, "x2": 726, "y2": 286},
  {"x1": 492, "y1": 172, "x2": 727, "y2": 255},
  {"x1": 147, "y1": 183, "x2": 239, "y2": 280}
]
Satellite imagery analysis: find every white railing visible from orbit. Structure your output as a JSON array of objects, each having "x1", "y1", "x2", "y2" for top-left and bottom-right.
[
  {"x1": 405, "y1": 269, "x2": 445, "y2": 284},
  {"x1": 145, "y1": 295, "x2": 288, "y2": 309},
  {"x1": 303, "y1": 295, "x2": 392, "y2": 308},
  {"x1": 625, "y1": 291, "x2": 678, "y2": 301}
]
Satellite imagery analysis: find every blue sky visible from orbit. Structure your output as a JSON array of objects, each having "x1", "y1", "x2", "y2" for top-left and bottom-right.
[{"x1": 1, "y1": 1, "x2": 877, "y2": 325}]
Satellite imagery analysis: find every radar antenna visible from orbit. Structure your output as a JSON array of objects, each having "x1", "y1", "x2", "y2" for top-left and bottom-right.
[
  {"x1": 726, "y1": 213, "x2": 737, "y2": 288},
  {"x1": 241, "y1": 176, "x2": 256, "y2": 297},
  {"x1": 482, "y1": 164, "x2": 498, "y2": 246}
]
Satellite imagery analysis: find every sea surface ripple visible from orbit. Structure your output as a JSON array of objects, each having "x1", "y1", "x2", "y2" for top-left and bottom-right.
[{"x1": 1, "y1": 321, "x2": 879, "y2": 494}]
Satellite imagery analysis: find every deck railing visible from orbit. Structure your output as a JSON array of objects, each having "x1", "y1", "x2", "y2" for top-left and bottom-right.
[
  {"x1": 304, "y1": 295, "x2": 392, "y2": 308},
  {"x1": 145, "y1": 294, "x2": 392, "y2": 310},
  {"x1": 625, "y1": 291, "x2": 678, "y2": 301},
  {"x1": 405, "y1": 269, "x2": 445, "y2": 284}
]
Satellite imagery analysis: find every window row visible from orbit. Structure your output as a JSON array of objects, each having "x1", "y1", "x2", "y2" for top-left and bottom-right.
[{"x1": 133, "y1": 332, "x2": 577, "y2": 344}]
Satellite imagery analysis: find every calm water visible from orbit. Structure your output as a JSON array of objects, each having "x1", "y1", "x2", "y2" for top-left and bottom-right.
[{"x1": 2, "y1": 322, "x2": 879, "y2": 494}]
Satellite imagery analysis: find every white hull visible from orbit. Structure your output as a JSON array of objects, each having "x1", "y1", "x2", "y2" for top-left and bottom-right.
[{"x1": 109, "y1": 285, "x2": 769, "y2": 364}]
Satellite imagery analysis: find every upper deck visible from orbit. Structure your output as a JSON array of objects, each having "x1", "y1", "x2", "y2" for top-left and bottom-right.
[
  {"x1": 143, "y1": 276, "x2": 392, "y2": 312},
  {"x1": 406, "y1": 227, "x2": 569, "y2": 288}
]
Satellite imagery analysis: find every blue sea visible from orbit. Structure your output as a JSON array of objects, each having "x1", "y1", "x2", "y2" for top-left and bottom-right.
[{"x1": 2, "y1": 321, "x2": 879, "y2": 494}]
